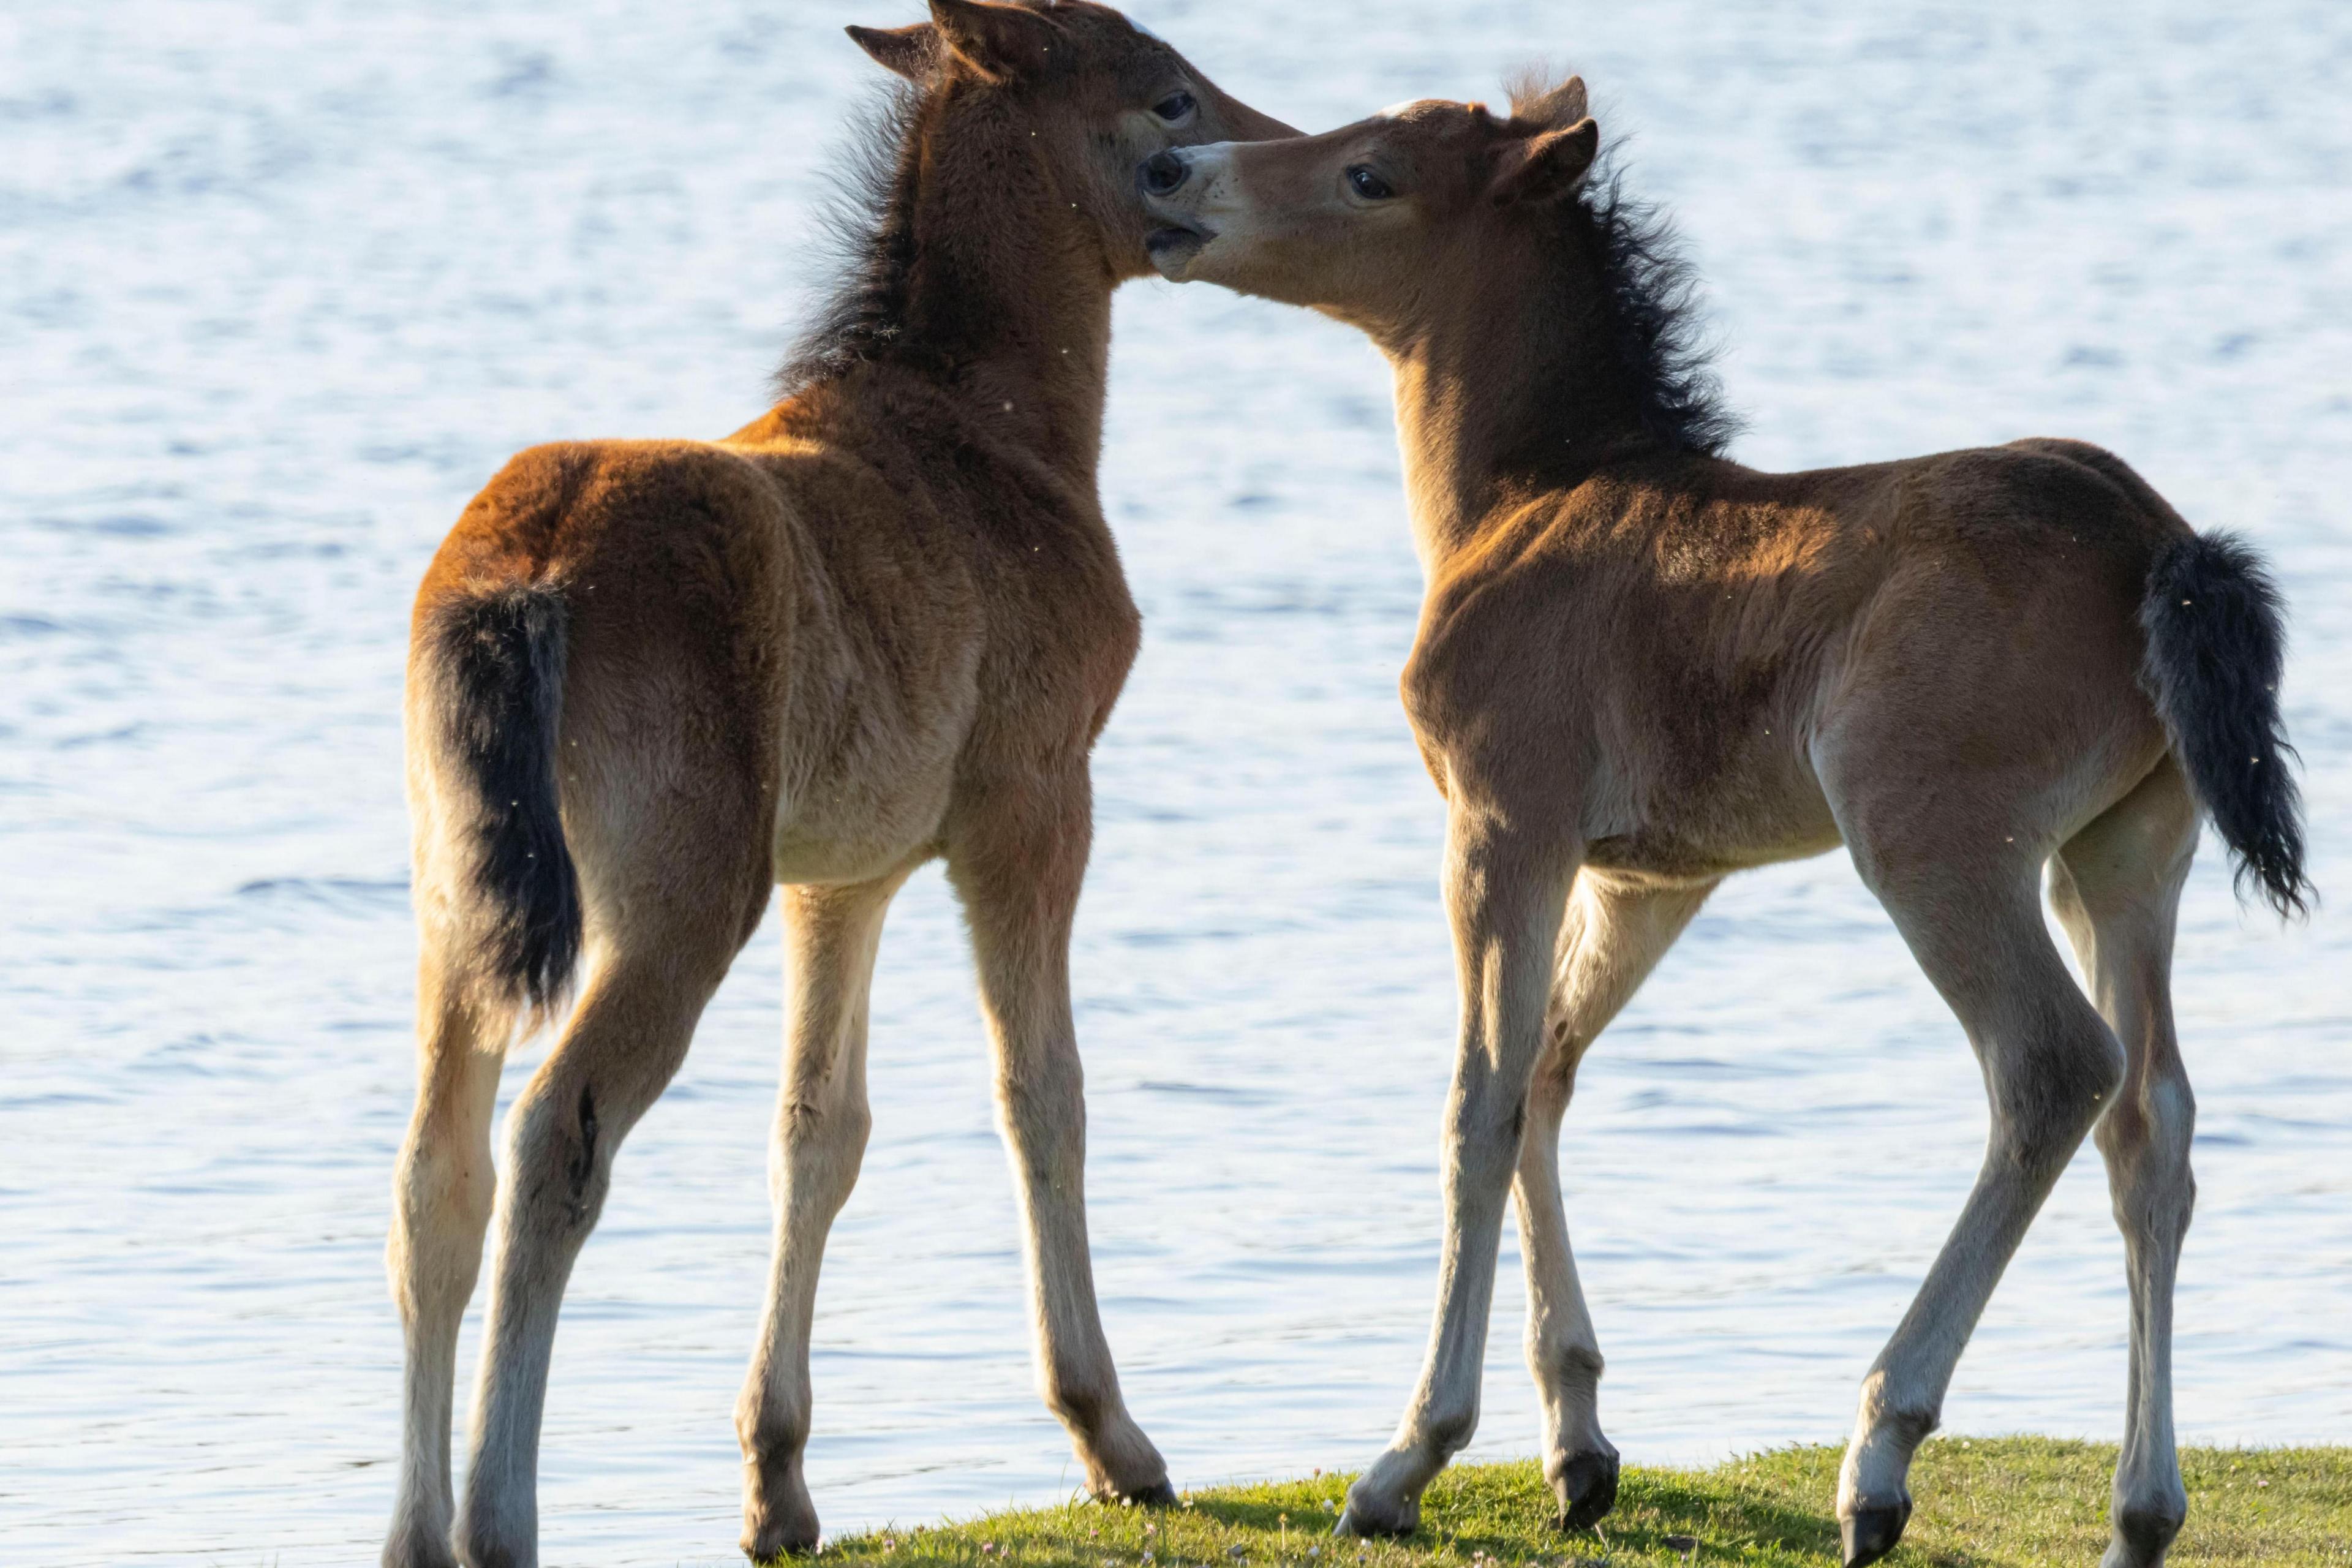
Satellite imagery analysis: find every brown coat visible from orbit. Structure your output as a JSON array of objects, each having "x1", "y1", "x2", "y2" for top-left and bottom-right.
[
  {"x1": 1139, "y1": 74, "x2": 2305, "y2": 1568},
  {"x1": 383, "y1": 8, "x2": 1294, "y2": 1566}
]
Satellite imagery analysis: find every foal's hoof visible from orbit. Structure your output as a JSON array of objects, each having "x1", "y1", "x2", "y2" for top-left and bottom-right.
[
  {"x1": 1332, "y1": 1506, "x2": 1415, "y2": 1540},
  {"x1": 1551, "y1": 1450, "x2": 1621, "y2": 1532},
  {"x1": 1333, "y1": 1488, "x2": 1419, "y2": 1539},
  {"x1": 1839, "y1": 1500, "x2": 1912, "y2": 1568},
  {"x1": 380, "y1": 1518, "x2": 460, "y2": 1568},
  {"x1": 2103, "y1": 1502, "x2": 2187, "y2": 1568},
  {"x1": 743, "y1": 1503, "x2": 823, "y2": 1563},
  {"x1": 744, "y1": 1527, "x2": 821, "y2": 1564},
  {"x1": 1118, "y1": 1479, "x2": 1181, "y2": 1508}
]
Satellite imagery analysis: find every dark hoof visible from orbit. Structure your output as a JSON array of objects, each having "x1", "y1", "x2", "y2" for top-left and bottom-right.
[
  {"x1": 1334, "y1": 1485, "x2": 1419, "y2": 1539},
  {"x1": 1841, "y1": 1500, "x2": 1912, "y2": 1568},
  {"x1": 743, "y1": 1513, "x2": 823, "y2": 1563},
  {"x1": 1552, "y1": 1450, "x2": 1621, "y2": 1532},
  {"x1": 2106, "y1": 1502, "x2": 2185, "y2": 1567},
  {"x1": 1122, "y1": 1479, "x2": 1180, "y2": 1509},
  {"x1": 382, "y1": 1522, "x2": 460, "y2": 1568},
  {"x1": 1332, "y1": 1507, "x2": 1415, "y2": 1540}
]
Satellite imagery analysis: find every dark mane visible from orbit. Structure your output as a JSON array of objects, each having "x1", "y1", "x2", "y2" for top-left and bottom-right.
[
  {"x1": 1559, "y1": 156, "x2": 1742, "y2": 457},
  {"x1": 773, "y1": 79, "x2": 932, "y2": 396}
]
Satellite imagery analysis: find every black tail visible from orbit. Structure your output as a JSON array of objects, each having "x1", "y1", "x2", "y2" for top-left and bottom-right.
[
  {"x1": 2138, "y1": 531, "x2": 2313, "y2": 918},
  {"x1": 426, "y1": 585, "x2": 583, "y2": 1012}
]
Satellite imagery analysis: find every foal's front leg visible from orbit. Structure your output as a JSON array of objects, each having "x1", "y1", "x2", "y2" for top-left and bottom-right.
[
  {"x1": 1340, "y1": 808, "x2": 1574, "y2": 1537},
  {"x1": 948, "y1": 766, "x2": 1170, "y2": 1504},
  {"x1": 737, "y1": 874, "x2": 908, "y2": 1561}
]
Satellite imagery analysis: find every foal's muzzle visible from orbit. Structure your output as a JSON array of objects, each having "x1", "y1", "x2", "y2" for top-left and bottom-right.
[{"x1": 1138, "y1": 148, "x2": 1191, "y2": 195}]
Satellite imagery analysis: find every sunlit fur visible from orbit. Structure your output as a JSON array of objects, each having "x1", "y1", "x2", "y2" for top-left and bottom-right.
[
  {"x1": 384, "y1": 7, "x2": 1294, "y2": 1566},
  {"x1": 1142, "y1": 71, "x2": 2308, "y2": 1568}
]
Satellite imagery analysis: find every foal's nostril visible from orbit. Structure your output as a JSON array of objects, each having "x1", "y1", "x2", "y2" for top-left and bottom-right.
[{"x1": 1139, "y1": 149, "x2": 1189, "y2": 197}]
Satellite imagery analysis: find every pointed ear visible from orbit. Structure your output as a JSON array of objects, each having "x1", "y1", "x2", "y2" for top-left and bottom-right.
[
  {"x1": 1512, "y1": 73, "x2": 1588, "y2": 129},
  {"x1": 846, "y1": 22, "x2": 940, "y2": 83},
  {"x1": 1485, "y1": 116, "x2": 1599, "y2": 207},
  {"x1": 927, "y1": 0, "x2": 1055, "y2": 80}
]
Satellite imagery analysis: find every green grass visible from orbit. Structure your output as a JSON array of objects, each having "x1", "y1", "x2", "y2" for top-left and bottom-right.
[{"x1": 812, "y1": 1440, "x2": 2352, "y2": 1566}]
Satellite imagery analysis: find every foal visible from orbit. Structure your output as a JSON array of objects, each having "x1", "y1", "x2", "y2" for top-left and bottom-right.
[
  {"x1": 1140, "y1": 76, "x2": 2308, "y2": 1568},
  {"x1": 385, "y1": 6, "x2": 1289, "y2": 1564}
]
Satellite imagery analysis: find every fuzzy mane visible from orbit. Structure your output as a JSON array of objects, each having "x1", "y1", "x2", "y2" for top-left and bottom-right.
[
  {"x1": 774, "y1": 78, "x2": 932, "y2": 395},
  {"x1": 1504, "y1": 69, "x2": 1739, "y2": 457},
  {"x1": 1565, "y1": 160, "x2": 1743, "y2": 457}
]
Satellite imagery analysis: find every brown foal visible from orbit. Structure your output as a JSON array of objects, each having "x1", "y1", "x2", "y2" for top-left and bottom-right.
[
  {"x1": 385, "y1": 6, "x2": 1290, "y2": 1564},
  {"x1": 1140, "y1": 74, "x2": 2309, "y2": 1568}
]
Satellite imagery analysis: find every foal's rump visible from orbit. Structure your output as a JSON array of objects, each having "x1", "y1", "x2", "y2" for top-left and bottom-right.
[
  {"x1": 404, "y1": 440, "x2": 791, "y2": 1018},
  {"x1": 1820, "y1": 439, "x2": 2308, "y2": 911},
  {"x1": 1992, "y1": 439, "x2": 2309, "y2": 913}
]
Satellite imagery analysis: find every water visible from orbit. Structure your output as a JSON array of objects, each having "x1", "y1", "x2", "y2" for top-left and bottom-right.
[{"x1": 3, "y1": 1, "x2": 2348, "y2": 1561}]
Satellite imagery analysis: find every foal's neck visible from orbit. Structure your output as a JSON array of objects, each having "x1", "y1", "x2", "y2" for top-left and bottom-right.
[
  {"x1": 888, "y1": 107, "x2": 1116, "y2": 492},
  {"x1": 1385, "y1": 232, "x2": 1659, "y2": 574}
]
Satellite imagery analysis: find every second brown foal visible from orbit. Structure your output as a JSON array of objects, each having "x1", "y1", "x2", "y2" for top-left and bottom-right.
[
  {"x1": 386, "y1": 6, "x2": 1291, "y2": 1565},
  {"x1": 1140, "y1": 74, "x2": 2308, "y2": 1568}
]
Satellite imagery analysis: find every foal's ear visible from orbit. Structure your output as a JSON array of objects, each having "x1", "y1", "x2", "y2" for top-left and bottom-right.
[
  {"x1": 846, "y1": 22, "x2": 941, "y2": 83},
  {"x1": 926, "y1": 0, "x2": 1057, "y2": 81},
  {"x1": 1485, "y1": 116, "x2": 1600, "y2": 207},
  {"x1": 1512, "y1": 73, "x2": 1589, "y2": 129}
]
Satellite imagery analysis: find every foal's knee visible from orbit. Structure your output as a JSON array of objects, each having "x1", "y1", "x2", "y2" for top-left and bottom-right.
[
  {"x1": 997, "y1": 1053, "x2": 1087, "y2": 1175},
  {"x1": 389, "y1": 1129, "x2": 497, "y2": 1306},
  {"x1": 774, "y1": 1095, "x2": 872, "y2": 1210}
]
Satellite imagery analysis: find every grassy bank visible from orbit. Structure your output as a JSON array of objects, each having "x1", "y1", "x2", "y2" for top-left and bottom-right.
[{"x1": 815, "y1": 1440, "x2": 2351, "y2": 1566}]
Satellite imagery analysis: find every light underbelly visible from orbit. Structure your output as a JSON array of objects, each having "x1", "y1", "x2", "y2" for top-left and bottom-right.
[
  {"x1": 1581, "y1": 761, "x2": 1847, "y2": 883},
  {"x1": 767, "y1": 759, "x2": 957, "y2": 887},
  {"x1": 1583, "y1": 818, "x2": 1845, "y2": 883}
]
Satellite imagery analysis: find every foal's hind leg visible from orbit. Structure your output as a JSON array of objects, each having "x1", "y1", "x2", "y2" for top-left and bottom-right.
[
  {"x1": 947, "y1": 764, "x2": 1169, "y2": 1506},
  {"x1": 737, "y1": 873, "x2": 910, "y2": 1561},
  {"x1": 386, "y1": 948, "x2": 509, "y2": 1568},
  {"x1": 2049, "y1": 760, "x2": 2200, "y2": 1568},
  {"x1": 1515, "y1": 875, "x2": 1714, "y2": 1530},
  {"x1": 455, "y1": 900, "x2": 758, "y2": 1567},
  {"x1": 1832, "y1": 840, "x2": 2124, "y2": 1567}
]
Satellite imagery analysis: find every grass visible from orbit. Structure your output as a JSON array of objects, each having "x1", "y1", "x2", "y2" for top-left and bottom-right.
[{"x1": 810, "y1": 1440, "x2": 2352, "y2": 1566}]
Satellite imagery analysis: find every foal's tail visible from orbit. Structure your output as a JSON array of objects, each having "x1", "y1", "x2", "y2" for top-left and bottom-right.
[
  {"x1": 414, "y1": 583, "x2": 584, "y2": 1017},
  {"x1": 2138, "y1": 531, "x2": 2313, "y2": 918}
]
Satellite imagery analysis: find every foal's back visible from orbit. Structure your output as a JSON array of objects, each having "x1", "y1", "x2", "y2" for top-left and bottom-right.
[{"x1": 1409, "y1": 436, "x2": 2196, "y2": 881}]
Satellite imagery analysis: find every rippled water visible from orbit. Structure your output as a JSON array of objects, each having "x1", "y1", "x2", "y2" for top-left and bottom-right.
[{"x1": 4, "y1": 1, "x2": 2349, "y2": 1561}]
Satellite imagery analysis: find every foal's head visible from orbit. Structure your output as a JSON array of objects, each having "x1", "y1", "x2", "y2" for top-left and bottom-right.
[
  {"x1": 848, "y1": 0, "x2": 1292, "y2": 272},
  {"x1": 1137, "y1": 75, "x2": 1604, "y2": 339},
  {"x1": 783, "y1": 1, "x2": 1294, "y2": 393},
  {"x1": 1138, "y1": 75, "x2": 1736, "y2": 458}
]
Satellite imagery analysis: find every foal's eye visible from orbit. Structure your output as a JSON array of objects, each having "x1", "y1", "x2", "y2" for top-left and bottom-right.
[
  {"x1": 1348, "y1": 165, "x2": 1396, "y2": 200},
  {"x1": 1152, "y1": 90, "x2": 1197, "y2": 122}
]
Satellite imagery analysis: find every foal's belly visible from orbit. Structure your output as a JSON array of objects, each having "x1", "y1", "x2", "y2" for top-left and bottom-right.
[
  {"x1": 765, "y1": 707, "x2": 967, "y2": 886},
  {"x1": 767, "y1": 760, "x2": 958, "y2": 886},
  {"x1": 1583, "y1": 817, "x2": 1845, "y2": 883},
  {"x1": 1581, "y1": 764, "x2": 1846, "y2": 883}
]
